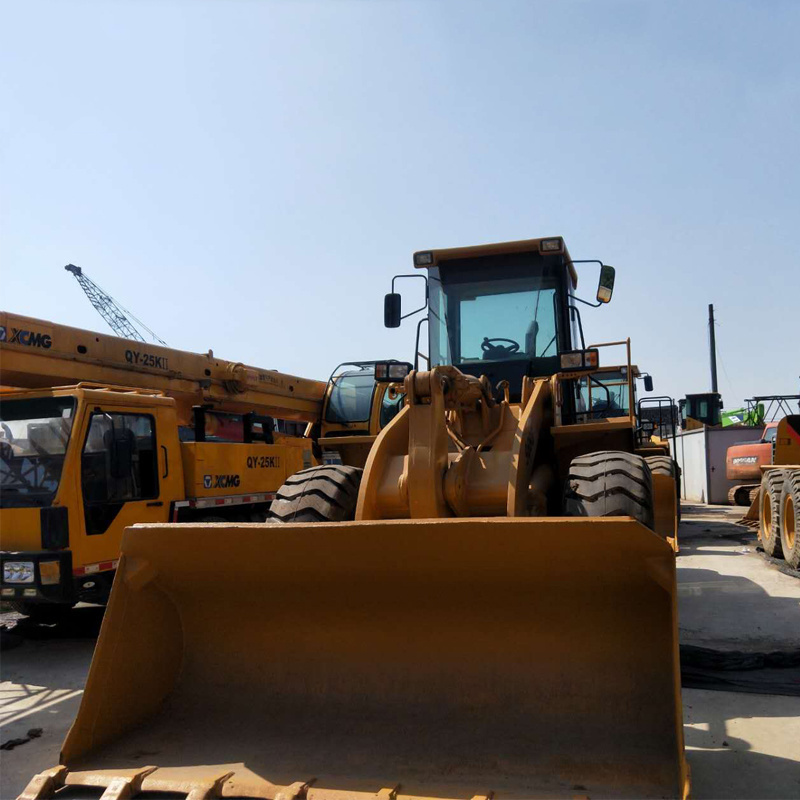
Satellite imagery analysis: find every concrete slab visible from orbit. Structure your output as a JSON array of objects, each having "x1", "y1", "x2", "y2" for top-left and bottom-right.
[
  {"x1": 684, "y1": 688, "x2": 800, "y2": 799},
  {"x1": 1, "y1": 637, "x2": 95, "y2": 799},
  {"x1": 677, "y1": 504, "x2": 800, "y2": 651}
]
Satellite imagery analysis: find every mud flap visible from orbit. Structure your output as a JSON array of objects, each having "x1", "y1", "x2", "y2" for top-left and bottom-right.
[{"x1": 58, "y1": 518, "x2": 688, "y2": 800}]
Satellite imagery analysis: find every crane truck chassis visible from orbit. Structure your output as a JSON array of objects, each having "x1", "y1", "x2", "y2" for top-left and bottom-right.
[
  {"x1": 19, "y1": 236, "x2": 687, "y2": 799},
  {"x1": 0, "y1": 312, "x2": 406, "y2": 612}
]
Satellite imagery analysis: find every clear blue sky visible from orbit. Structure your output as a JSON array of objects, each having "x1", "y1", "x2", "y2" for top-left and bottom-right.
[{"x1": 2, "y1": 0, "x2": 798, "y2": 411}]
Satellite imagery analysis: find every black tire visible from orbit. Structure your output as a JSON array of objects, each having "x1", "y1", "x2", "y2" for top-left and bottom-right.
[
  {"x1": 9, "y1": 602, "x2": 73, "y2": 623},
  {"x1": 759, "y1": 469, "x2": 786, "y2": 558},
  {"x1": 268, "y1": 465, "x2": 362, "y2": 523},
  {"x1": 564, "y1": 451, "x2": 655, "y2": 530},
  {"x1": 779, "y1": 470, "x2": 800, "y2": 570}
]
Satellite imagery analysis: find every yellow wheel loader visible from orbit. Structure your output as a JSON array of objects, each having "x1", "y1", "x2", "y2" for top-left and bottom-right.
[{"x1": 21, "y1": 237, "x2": 687, "y2": 800}]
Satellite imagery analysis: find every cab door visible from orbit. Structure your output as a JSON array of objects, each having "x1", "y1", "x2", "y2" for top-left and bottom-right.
[{"x1": 77, "y1": 406, "x2": 176, "y2": 568}]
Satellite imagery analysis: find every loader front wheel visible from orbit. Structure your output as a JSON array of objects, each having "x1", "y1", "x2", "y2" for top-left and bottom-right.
[
  {"x1": 779, "y1": 471, "x2": 800, "y2": 569},
  {"x1": 268, "y1": 464, "x2": 363, "y2": 523},
  {"x1": 564, "y1": 451, "x2": 655, "y2": 530},
  {"x1": 759, "y1": 470, "x2": 786, "y2": 558}
]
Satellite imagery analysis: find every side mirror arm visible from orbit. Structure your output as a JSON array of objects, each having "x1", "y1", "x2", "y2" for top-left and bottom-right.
[{"x1": 391, "y1": 274, "x2": 429, "y2": 321}]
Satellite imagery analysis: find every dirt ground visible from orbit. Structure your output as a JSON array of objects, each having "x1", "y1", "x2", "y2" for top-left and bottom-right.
[{"x1": 1, "y1": 505, "x2": 799, "y2": 799}]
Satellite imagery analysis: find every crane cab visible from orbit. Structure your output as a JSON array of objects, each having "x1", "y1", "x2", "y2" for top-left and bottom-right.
[{"x1": 0, "y1": 384, "x2": 312, "y2": 613}]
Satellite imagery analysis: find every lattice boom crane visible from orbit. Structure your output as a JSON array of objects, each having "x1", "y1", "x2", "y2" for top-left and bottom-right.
[{"x1": 65, "y1": 263, "x2": 166, "y2": 345}]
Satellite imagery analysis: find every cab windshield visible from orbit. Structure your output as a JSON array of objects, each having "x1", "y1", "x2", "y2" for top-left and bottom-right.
[
  {"x1": 428, "y1": 252, "x2": 561, "y2": 370},
  {"x1": 0, "y1": 396, "x2": 77, "y2": 508},
  {"x1": 325, "y1": 366, "x2": 376, "y2": 424},
  {"x1": 574, "y1": 370, "x2": 632, "y2": 420}
]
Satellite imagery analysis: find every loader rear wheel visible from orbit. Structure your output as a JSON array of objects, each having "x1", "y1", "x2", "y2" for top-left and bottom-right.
[
  {"x1": 646, "y1": 455, "x2": 681, "y2": 521},
  {"x1": 779, "y1": 472, "x2": 800, "y2": 569},
  {"x1": 564, "y1": 451, "x2": 655, "y2": 530},
  {"x1": 759, "y1": 470, "x2": 786, "y2": 558},
  {"x1": 268, "y1": 464, "x2": 363, "y2": 523}
]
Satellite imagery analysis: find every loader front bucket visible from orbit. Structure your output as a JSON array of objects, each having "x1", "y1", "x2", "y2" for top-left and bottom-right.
[
  {"x1": 55, "y1": 518, "x2": 688, "y2": 800},
  {"x1": 743, "y1": 487, "x2": 760, "y2": 524}
]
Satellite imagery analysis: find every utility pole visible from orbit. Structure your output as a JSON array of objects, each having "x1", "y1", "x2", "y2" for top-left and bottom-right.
[{"x1": 708, "y1": 303, "x2": 718, "y2": 393}]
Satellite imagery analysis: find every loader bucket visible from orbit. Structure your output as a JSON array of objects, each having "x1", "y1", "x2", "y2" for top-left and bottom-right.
[
  {"x1": 743, "y1": 487, "x2": 760, "y2": 524},
  {"x1": 55, "y1": 518, "x2": 688, "y2": 800}
]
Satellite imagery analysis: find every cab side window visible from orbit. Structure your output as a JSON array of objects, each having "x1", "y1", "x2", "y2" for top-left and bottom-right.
[
  {"x1": 379, "y1": 391, "x2": 405, "y2": 429},
  {"x1": 81, "y1": 413, "x2": 158, "y2": 534}
]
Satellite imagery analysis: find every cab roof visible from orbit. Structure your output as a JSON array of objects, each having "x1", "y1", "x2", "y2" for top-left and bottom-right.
[{"x1": 413, "y1": 236, "x2": 578, "y2": 289}]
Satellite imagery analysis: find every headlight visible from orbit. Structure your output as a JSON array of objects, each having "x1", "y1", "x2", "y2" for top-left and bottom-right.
[
  {"x1": 3, "y1": 561, "x2": 35, "y2": 584},
  {"x1": 559, "y1": 349, "x2": 599, "y2": 371},
  {"x1": 540, "y1": 237, "x2": 563, "y2": 253},
  {"x1": 375, "y1": 361, "x2": 412, "y2": 382}
]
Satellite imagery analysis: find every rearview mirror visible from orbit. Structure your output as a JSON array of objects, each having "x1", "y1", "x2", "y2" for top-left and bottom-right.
[
  {"x1": 596, "y1": 264, "x2": 615, "y2": 304},
  {"x1": 644, "y1": 375, "x2": 654, "y2": 392},
  {"x1": 384, "y1": 293, "x2": 402, "y2": 328}
]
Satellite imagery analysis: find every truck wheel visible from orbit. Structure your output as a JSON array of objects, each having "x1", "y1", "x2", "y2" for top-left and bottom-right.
[
  {"x1": 268, "y1": 465, "x2": 363, "y2": 523},
  {"x1": 759, "y1": 470, "x2": 786, "y2": 558},
  {"x1": 565, "y1": 451, "x2": 655, "y2": 530},
  {"x1": 9, "y1": 602, "x2": 73, "y2": 623},
  {"x1": 779, "y1": 471, "x2": 800, "y2": 569},
  {"x1": 646, "y1": 455, "x2": 681, "y2": 521}
]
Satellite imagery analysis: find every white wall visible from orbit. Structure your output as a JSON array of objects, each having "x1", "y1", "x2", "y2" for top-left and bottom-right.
[
  {"x1": 671, "y1": 426, "x2": 764, "y2": 504},
  {"x1": 672, "y1": 428, "x2": 708, "y2": 503}
]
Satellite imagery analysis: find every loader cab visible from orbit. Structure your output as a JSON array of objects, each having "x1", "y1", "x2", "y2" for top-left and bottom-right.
[
  {"x1": 317, "y1": 361, "x2": 409, "y2": 468},
  {"x1": 679, "y1": 392, "x2": 723, "y2": 430},
  {"x1": 385, "y1": 237, "x2": 615, "y2": 403}
]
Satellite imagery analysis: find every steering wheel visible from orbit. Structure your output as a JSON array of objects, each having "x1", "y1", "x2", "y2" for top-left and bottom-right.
[
  {"x1": 1, "y1": 422, "x2": 14, "y2": 444},
  {"x1": 481, "y1": 337, "x2": 521, "y2": 359}
]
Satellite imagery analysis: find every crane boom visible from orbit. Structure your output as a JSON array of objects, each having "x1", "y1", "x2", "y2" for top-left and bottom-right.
[
  {"x1": 65, "y1": 263, "x2": 166, "y2": 345},
  {"x1": 0, "y1": 310, "x2": 326, "y2": 423}
]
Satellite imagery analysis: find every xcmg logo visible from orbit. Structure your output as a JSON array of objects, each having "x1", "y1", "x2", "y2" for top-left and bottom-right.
[
  {"x1": 203, "y1": 474, "x2": 241, "y2": 490},
  {"x1": 0, "y1": 326, "x2": 53, "y2": 349}
]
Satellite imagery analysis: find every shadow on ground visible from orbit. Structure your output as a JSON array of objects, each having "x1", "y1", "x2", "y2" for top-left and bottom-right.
[
  {"x1": 1, "y1": 607, "x2": 102, "y2": 799},
  {"x1": 684, "y1": 687, "x2": 800, "y2": 799}
]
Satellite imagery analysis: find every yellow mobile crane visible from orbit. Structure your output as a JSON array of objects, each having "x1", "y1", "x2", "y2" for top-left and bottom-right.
[
  {"x1": 0, "y1": 312, "x2": 404, "y2": 614},
  {"x1": 21, "y1": 237, "x2": 686, "y2": 800}
]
